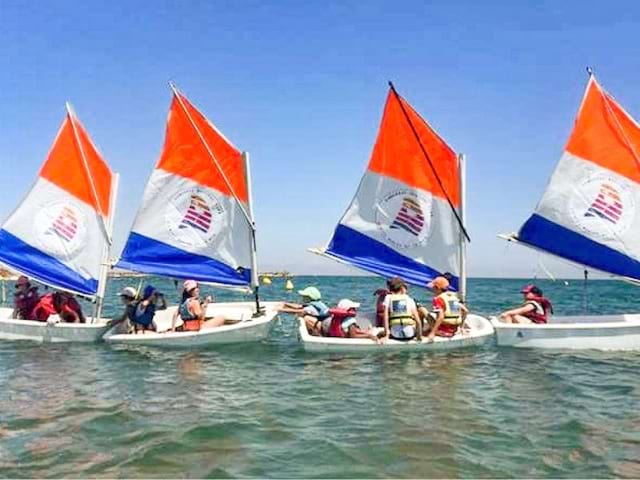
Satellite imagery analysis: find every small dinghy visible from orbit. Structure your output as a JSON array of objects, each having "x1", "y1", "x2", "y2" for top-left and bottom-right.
[
  {"x1": 300, "y1": 83, "x2": 494, "y2": 352},
  {"x1": 298, "y1": 314, "x2": 493, "y2": 353},
  {"x1": 107, "y1": 84, "x2": 277, "y2": 348},
  {"x1": 105, "y1": 301, "x2": 280, "y2": 347},
  {"x1": 0, "y1": 104, "x2": 118, "y2": 342},
  {"x1": 493, "y1": 72, "x2": 640, "y2": 350}
]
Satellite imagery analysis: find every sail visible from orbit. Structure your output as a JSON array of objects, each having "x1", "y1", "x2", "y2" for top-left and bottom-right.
[
  {"x1": 117, "y1": 89, "x2": 252, "y2": 286},
  {"x1": 323, "y1": 88, "x2": 462, "y2": 289},
  {"x1": 0, "y1": 109, "x2": 114, "y2": 296},
  {"x1": 517, "y1": 75, "x2": 640, "y2": 280}
]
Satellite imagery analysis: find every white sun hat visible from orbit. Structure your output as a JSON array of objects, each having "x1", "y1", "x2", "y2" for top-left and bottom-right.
[{"x1": 337, "y1": 299, "x2": 361, "y2": 310}]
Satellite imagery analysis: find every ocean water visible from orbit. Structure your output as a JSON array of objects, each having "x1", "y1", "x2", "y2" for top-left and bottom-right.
[{"x1": 0, "y1": 276, "x2": 639, "y2": 478}]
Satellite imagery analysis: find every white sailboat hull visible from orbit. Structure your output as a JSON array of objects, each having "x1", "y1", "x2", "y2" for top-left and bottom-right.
[
  {"x1": 104, "y1": 301, "x2": 279, "y2": 348},
  {"x1": 298, "y1": 313, "x2": 494, "y2": 353},
  {"x1": 0, "y1": 307, "x2": 111, "y2": 343},
  {"x1": 491, "y1": 314, "x2": 640, "y2": 350}
]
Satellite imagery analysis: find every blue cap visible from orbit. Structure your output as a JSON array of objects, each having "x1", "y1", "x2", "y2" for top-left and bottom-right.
[{"x1": 142, "y1": 285, "x2": 157, "y2": 300}]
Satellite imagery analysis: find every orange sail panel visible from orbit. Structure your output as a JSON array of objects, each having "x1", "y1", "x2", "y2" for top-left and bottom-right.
[
  {"x1": 158, "y1": 93, "x2": 248, "y2": 202},
  {"x1": 367, "y1": 91, "x2": 460, "y2": 206},
  {"x1": 566, "y1": 77, "x2": 640, "y2": 185},
  {"x1": 39, "y1": 114, "x2": 113, "y2": 217}
]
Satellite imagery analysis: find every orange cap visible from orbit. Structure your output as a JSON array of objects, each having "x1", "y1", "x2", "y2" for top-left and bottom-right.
[{"x1": 427, "y1": 276, "x2": 450, "y2": 291}]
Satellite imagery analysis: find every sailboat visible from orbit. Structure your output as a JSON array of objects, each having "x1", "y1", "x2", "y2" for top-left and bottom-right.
[
  {"x1": 0, "y1": 105, "x2": 118, "y2": 342},
  {"x1": 299, "y1": 83, "x2": 494, "y2": 352},
  {"x1": 492, "y1": 72, "x2": 640, "y2": 350},
  {"x1": 105, "y1": 84, "x2": 279, "y2": 348}
]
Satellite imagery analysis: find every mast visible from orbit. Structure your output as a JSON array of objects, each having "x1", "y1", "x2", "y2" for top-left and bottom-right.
[
  {"x1": 243, "y1": 152, "x2": 261, "y2": 315},
  {"x1": 458, "y1": 154, "x2": 467, "y2": 301},
  {"x1": 94, "y1": 173, "x2": 119, "y2": 322}
]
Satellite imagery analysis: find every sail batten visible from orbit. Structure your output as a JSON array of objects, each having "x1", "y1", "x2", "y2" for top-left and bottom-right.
[
  {"x1": 516, "y1": 75, "x2": 640, "y2": 281},
  {"x1": 323, "y1": 88, "x2": 462, "y2": 289},
  {"x1": 117, "y1": 88, "x2": 253, "y2": 286}
]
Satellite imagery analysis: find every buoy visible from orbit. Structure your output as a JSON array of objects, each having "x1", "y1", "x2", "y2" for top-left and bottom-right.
[
  {"x1": 285, "y1": 279, "x2": 294, "y2": 291},
  {"x1": 262, "y1": 276, "x2": 272, "y2": 285}
]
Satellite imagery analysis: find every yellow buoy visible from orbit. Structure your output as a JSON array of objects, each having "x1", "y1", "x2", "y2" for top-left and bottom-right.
[
  {"x1": 285, "y1": 279, "x2": 294, "y2": 291},
  {"x1": 262, "y1": 276, "x2": 272, "y2": 285}
]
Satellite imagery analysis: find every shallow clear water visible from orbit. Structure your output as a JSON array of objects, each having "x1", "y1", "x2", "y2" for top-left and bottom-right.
[{"x1": 0, "y1": 276, "x2": 639, "y2": 478}]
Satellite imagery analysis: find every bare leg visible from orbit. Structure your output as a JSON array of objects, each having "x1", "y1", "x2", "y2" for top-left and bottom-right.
[
  {"x1": 303, "y1": 316, "x2": 321, "y2": 336},
  {"x1": 201, "y1": 316, "x2": 225, "y2": 329},
  {"x1": 511, "y1": 315, "x2": 533, "y2": 324},
  {"x1": 499, "y1": 313, "x2": 514, "y2": 323}
]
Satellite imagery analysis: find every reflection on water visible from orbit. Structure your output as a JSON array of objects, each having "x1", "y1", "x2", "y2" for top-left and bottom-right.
[{"x1": 0, "y1": 277, "x2": 639, "y2": 477}]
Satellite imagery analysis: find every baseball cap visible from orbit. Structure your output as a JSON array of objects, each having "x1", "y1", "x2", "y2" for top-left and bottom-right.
[
  {"x1": 427, "y1": 276, "x2": 450, "y2": 291},
  {"x1": 298, "y1": 286, "x2": 322, "y2": 301},
  {"x1": 521, "y1": 284, "x2": 543, "y2": 295},
  {"x1": 183, "y1": 280, "x2": 198, "y2": 292},
  {"x1": 337, "y1": 299, "x2": 361, "y2": 310},
  {"x1": 119, "y1": 286, "x2": 137, "y2": 299}
]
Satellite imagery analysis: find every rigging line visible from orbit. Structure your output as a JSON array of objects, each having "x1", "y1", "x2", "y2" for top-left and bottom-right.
[
  {"x1": 169, "y1": 82, "x2": 254, "y2": 230},
  {"x1": 388, "y1": 81, "x2": 471, "y2": 242}
]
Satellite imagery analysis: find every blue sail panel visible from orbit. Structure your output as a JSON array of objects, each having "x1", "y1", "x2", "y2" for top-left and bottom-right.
[
  {"x1": 518, "y1": 214, "x2": 640, "y2": 280},
  {"x1": 0, "y1": 229, "x2": 98, "y2": 295},
  {"x1": 117, "y1": 232, "x2": 251, "y2": 286},
  {"x1": 326, "y1": 224, "x2": 459, "y2": 290}
]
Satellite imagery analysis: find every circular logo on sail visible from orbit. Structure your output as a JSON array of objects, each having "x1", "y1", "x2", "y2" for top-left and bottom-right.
[
  {"x1": 166, "y1": 188, "x2": 225, "y2": 247},
  {"x1": 34, "y1": 203, "x2": 87, "y2": 259},
  {"x1": 569, "y1": 175, "x2": 635, "y2": 239},
  {"x1": 375, "y1": 190, "x2": 433, "y2": 248}
]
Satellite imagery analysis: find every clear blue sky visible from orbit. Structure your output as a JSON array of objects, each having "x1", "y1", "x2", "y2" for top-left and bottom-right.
[{"x1": 1, "y1": 0, "x2": 639, "y2": 278}]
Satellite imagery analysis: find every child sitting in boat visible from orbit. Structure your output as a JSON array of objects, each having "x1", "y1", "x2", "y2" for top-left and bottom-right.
[
  {"x1": 109, "y1": 287, "x2": 138, "y2": 334},
  {"x1": 499, "y1": 284, "x2": 553, "y2": 324},
  {"x1": 172, "y1": 280, "x2": 225, "y2": 332},
  {"x1": 278, "y1": 286, "x2": 330, "y2": 336},
  {"x1": 12, "y1": 275, "x2": 40, "y2": 320},
  {"x1": 31, "y1": 291, "x2": 86, "y2": 323},
  {"x1": 132, "y1": 285, "x2": 167, "y2": 333},
  {"x1": 420, "y1": 276, "x2": 467, "y2": 340},
  {"x1": 324, "y1": 299, "x2": 381, "y2": 342},
  {"x1": 382, "y1": 277, "x2": 422, "y2": 342}
]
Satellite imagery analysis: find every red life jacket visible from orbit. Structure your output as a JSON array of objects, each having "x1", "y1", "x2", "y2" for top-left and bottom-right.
[
  {"x1": 327, "y1": 308, "x2": 357, "y2": 338},
  {"x1": 57, "y1": 293, "x2": 85, "y2": 323},
  {"x1": 523, "y1": 296, "x2": 553, "y2": 324},
  {"x1": 374, "y1": 289, "x2": 389, "y2": 327},
  {"x1": 31, "y1": 293, "x2": 57, "y2": 321}
]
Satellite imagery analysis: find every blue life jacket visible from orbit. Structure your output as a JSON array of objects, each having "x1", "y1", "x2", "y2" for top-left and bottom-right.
[
  {"x1": 134, "y1": 303, "x2": 156, "y2": 327},
  {"x1": 305, "y1": 300, "x2": 331, "y2": 319},
  {"x1": 179, "y1": 299, "x2": 198, "y2": 321}
]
